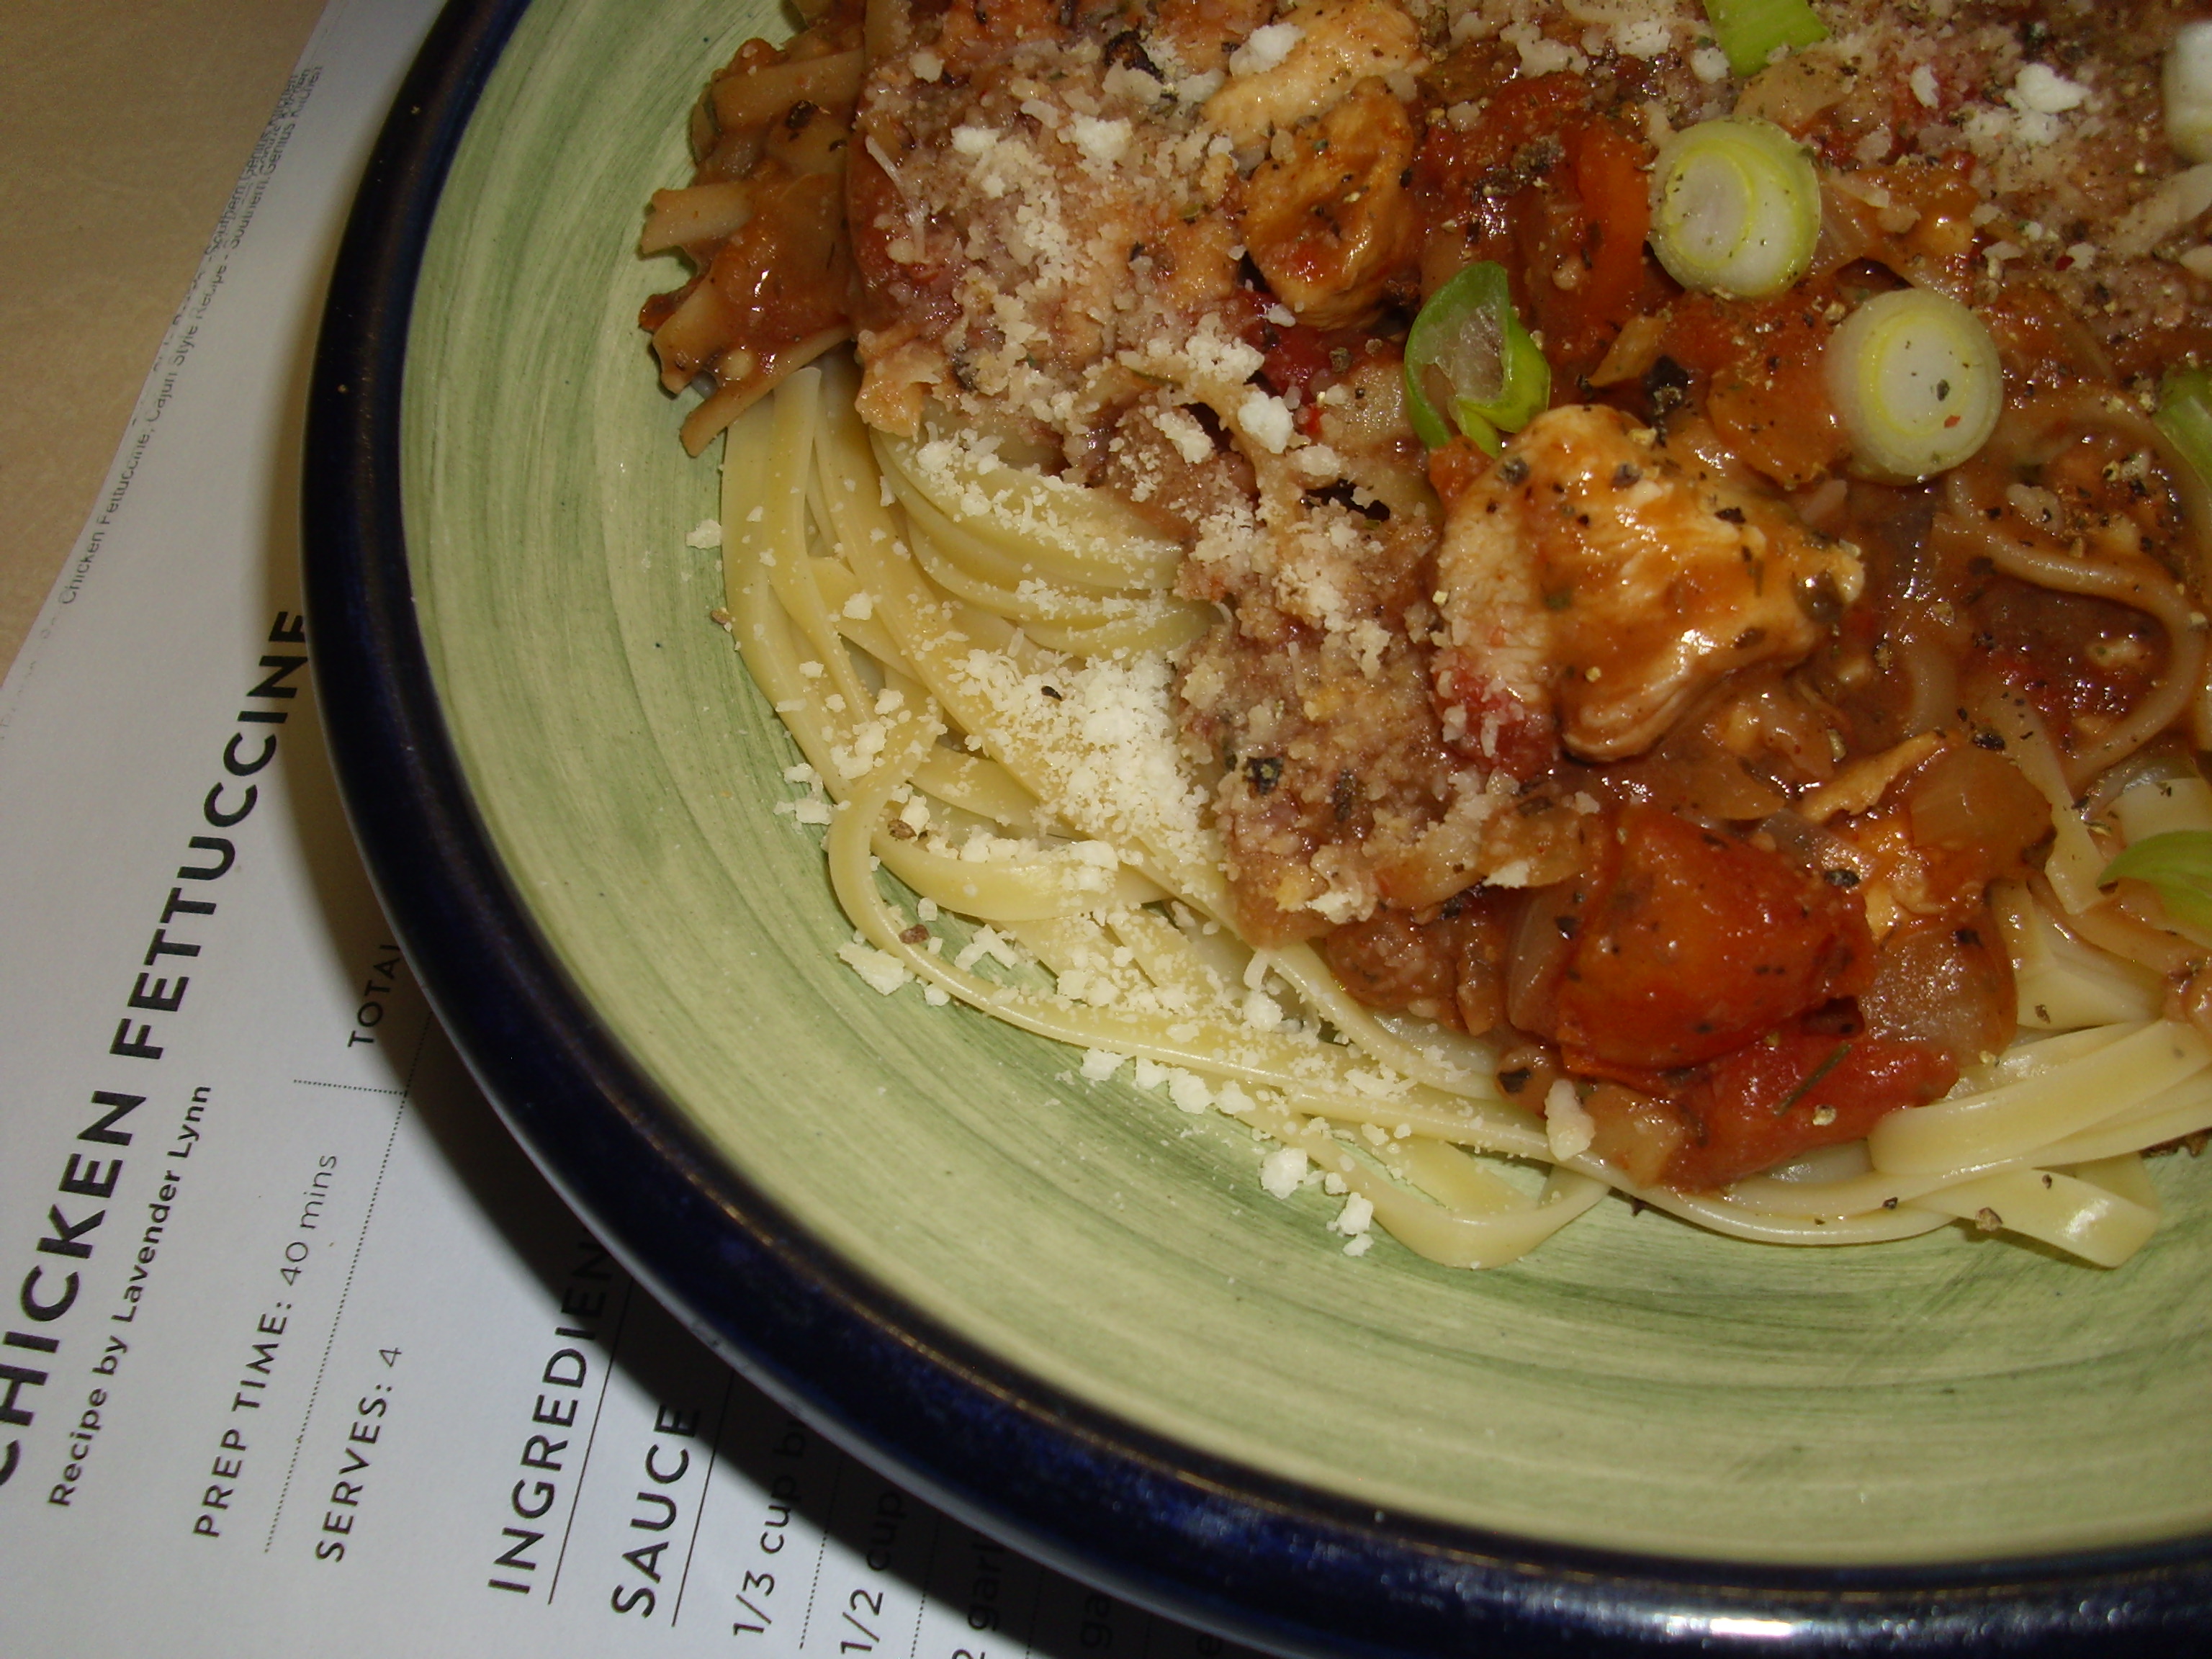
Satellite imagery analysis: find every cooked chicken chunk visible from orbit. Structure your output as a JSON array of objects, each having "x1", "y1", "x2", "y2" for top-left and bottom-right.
[
  {"x1": 1199, "y1": 0, "x2": 1422, "y2": 150},
  {"x1": 1238, "y1": 78, "x2": 1419, "y2": 328},
  {"x1": 1434, "y1": 405, "x2": 1863, "y2": 774}
]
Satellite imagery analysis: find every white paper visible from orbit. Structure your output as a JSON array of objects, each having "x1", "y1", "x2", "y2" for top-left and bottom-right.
[{"x1": 0, "y1": 6, "x2": 1254, "y2": 1654}]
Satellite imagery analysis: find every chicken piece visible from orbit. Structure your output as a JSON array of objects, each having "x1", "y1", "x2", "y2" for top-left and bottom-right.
[
  {"x1": 1200, "y1": 0, "x2": 1422, "y2": 150},
  {"x1": 1238, "y1": 78, "x2": 1419, "y2": 328},
  {"x1": 1433, "y1": 404, "x2": 1863, "y2": 775}
]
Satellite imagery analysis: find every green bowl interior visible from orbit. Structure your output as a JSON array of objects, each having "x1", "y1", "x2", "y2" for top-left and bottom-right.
[{"x1": 400, "y1": 0, "x2": 2212, "y2": 1565}]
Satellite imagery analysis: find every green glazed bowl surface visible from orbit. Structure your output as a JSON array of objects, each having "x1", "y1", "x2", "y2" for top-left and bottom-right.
[{"x1": 397, "y1": 0, "x2": 2212, "y2": 1570}]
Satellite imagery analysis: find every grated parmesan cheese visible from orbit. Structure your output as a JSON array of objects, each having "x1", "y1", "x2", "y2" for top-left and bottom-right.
[
  {"x1": 2010, "y1": 63, "x2": 2088, "y2": 117},
  {"x1": 1614, "y1": 17, "x2": 1670, "y2": 58},
  {"x1": 1167, "y1": 1071, "x2": 1213, "y2": 1113},
  {"x1": 1228, "y1": 22, "x2": 1303, "y2": 76},
  {"x1": 1259, "y1": 1146, "x2": 1309, "y2": 1198},
  {"x1": 1545, "y1": 1080, "x2": 1595, "y2": 1162},
  {"x1": 1080, "y1": 1048, "x2": 1128, "y2": 1080},
  {"x1": 1236, "y1": 390, "x2": 1295, "y2": 454},
  {"x1": 1068, "y1": 114, "x2": 1133, "y2": 164},
  {"x1": 837, "y1": 940, "x2": 912, "y2": 994}
]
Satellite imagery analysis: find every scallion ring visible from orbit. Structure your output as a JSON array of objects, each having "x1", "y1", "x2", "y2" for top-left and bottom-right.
[
  {"x1": 1701, "y1": 0, "x2": 1830, "y2": 79},
  {"x1": 1403, "y1": 261, "x2": 1552, "y2": 454},
  {"x1": 2156, "y1": 365, "x2": 2212, "y2": 488},
  {"x1": 1648, "y1": 118, "x2": 1821, "y2": 300},
  {"x1": 1825, "y1": 288, "x2": 2001, "y2": 482},
  {"x1": 2101, "y1": 829, "x2": 2212, "y2": 934}
]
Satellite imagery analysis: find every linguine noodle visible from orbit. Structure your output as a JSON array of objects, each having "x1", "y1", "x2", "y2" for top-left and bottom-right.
[{"x1": 716, "y1": 357, "x2": 2212, "y2": 1268}]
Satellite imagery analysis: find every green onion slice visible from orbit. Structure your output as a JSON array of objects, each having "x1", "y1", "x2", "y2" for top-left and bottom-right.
[
  {"x1": 2155, "y1": 366, "x2": 2212, "y2": 489},
  {"x1": 1403, "y1": 262, "x2": 1552, "y2": 454},
  {"x1": 1825, "y1": 287, "x2": 2001, "y2": 481},
  {"x1": 1649, "y1": 118, "x2": 1821, "y2": 300},
  {"x1": 2100, "y1": 829, "x2": 2212, "y2": 933},
  {"x1": 1702, "y1": 0, "x2": 1829, "y2": 79}
]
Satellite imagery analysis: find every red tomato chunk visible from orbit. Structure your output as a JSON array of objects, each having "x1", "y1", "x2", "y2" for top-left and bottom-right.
[
  {"x1": 1666, "y1": 1019, "x2": 1958, "y2": 1191},
  {"x1": 1545, "y1": 805, "x2": 1872, "y2": 1074}
]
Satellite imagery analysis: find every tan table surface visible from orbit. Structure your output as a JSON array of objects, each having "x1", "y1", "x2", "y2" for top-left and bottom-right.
[{"x1": 0, "y1": 0, "x2": 333, "y2": 681}]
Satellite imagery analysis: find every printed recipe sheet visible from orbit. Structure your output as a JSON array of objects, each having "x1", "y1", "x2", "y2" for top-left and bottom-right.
[{"x1": 0, "y1": 5, "x2": 1257, "y2": 1655}]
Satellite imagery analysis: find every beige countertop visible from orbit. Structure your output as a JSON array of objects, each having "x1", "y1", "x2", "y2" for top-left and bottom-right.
[{"x1": 0, "y1": 0, "x2": 331, "y2": 680}]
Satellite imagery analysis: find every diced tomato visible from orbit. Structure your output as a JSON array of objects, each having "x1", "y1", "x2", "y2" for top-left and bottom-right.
[
  {"x1": 1655, "y1": 289, "x2": 1848, "y2": 488},
  {"x1": 1424, "y1": 436, "x2": 1490, "y2": 508},
  {"x1": 1568, "y1": 121, "x2": 1651, "y2": 309},
  {"x1": 1529, "y1": 117, "x2": 1660, "y2": 375},
  {"x1": 1704, "y1": 321, "x2": 1847, "y2": 490},
  {"x1": 1479, "y1": 120, "x2": 1661, "y2": 382},
  {"x1": 1413, "y1": 73, "x2": 1591, "y2": 197},
  {"x1": 1432, "y1": 647, "x2": 1557, "y2": 778},
  {"x1": 1413, "y1": 86, "x2": 1671, "y2": 385},
  {"x1": 1549, "y1": 805, "x2": 1873, "y2": 1071},
  {"x1": 1663, "y1": 1017, "x2": 1958, "y2": 1190},
  {"x1": 1252, "y1": 320, "x2": 1341, "y2": 396}
]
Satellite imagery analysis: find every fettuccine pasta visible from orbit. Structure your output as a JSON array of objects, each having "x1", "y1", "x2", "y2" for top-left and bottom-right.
[
  {"x1": 648, "y1": 0, "x2": 2212, "y2": 1267},
  {"x1": 715, "y1": 358, "x2": 2212, "y2": 1267}
]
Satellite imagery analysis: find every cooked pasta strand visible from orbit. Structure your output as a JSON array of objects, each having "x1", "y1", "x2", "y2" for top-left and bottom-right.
[{"x1": 716, "y1": 364, "x2": 2208, "y2": 1270}]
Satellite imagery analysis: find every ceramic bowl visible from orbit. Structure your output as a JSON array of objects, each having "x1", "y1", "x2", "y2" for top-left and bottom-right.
[{"x1": 303, "y1": 0, "x2": 2212, "y2": 1650}]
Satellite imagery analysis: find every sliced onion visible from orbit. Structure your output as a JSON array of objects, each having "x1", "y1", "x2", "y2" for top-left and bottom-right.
[
  {"x1": 1648, "y1": 118, "x2": 1821, "y2": 299},
  {"x1": 1902, "y1": 744, "x2": 2050, "y2": 863},
  {"x1": 2168, "y1": 21, "x2": 2212, "y2": 164},
  {"x1": 1825, "y1": 288, "x2": 2001, "y2": 480}
]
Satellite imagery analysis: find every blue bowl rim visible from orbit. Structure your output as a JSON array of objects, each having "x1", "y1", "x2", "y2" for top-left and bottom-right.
[{"x1": 299, "y1": 1, "x2": 2212, "y2": 1652}]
